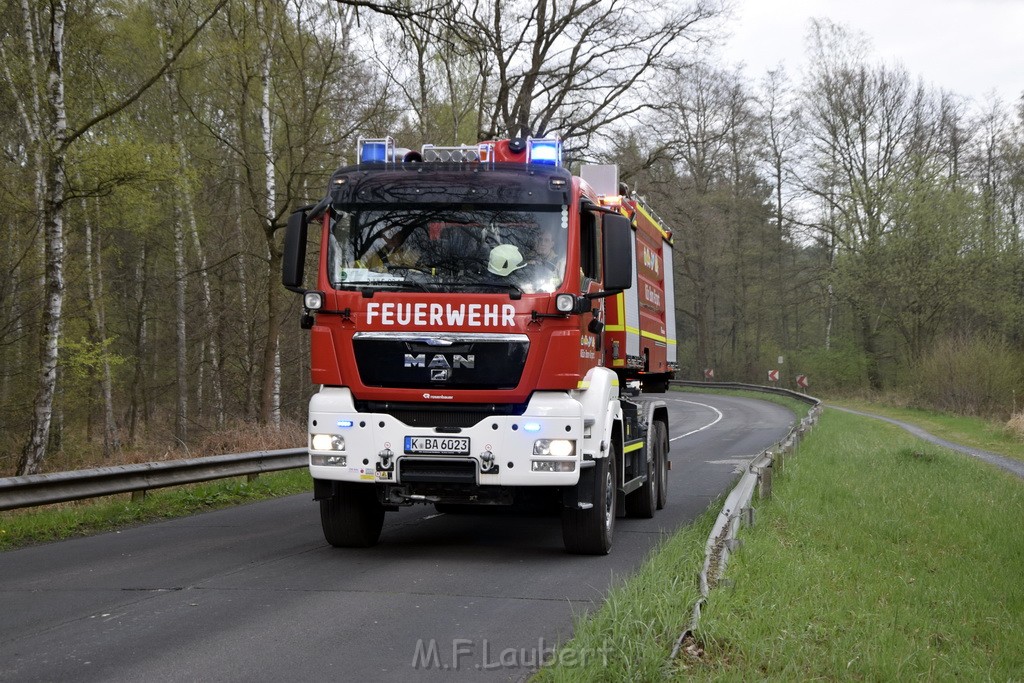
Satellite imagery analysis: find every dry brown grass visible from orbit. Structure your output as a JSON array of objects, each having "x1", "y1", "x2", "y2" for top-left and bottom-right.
[
  {"x1": 1007, "y1": 412, "x2": 1024, "y2": 441},
  {"x1": 0, "y1": 418, "x2": 307, "y2": 477}
]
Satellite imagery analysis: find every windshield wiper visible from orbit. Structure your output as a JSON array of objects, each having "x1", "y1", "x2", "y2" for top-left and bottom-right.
[
  {"x1": 335, "y1": 280, "x2": 432, "y2": 294},
  {"x1": 454, "y1": 281, "x2": 523, "y2": 300}
]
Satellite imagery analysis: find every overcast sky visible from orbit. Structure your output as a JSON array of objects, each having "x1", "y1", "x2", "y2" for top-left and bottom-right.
[{"x1": 718, "y1": 0, "x2": 1024, "y2": 108}]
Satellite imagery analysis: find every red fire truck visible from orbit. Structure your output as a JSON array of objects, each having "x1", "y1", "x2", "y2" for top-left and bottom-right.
[{"x1": 283, "y1": 136, "x2": 676, "y2": 554}]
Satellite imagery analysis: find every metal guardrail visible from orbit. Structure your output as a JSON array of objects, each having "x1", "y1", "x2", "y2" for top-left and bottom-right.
[
  {"x1": 0, "y1": 382, "x2": 816, "y2": 514},
  {"x1": 675, "y1": 379, "x2": 820, "y2": 405},
  {"x1": 667, "y1": 380, "x2": 823, "y2": 662},
  {"x1": 0, "y1": 448, "x2": 307, "y2": 512}
]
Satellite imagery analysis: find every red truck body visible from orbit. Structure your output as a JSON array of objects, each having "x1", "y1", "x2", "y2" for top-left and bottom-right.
[{"x1": 282, "y1": 136, "x2": 676, "y2": 554}]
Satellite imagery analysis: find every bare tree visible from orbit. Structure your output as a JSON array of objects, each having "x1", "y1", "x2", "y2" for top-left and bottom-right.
[
  {"x1": 352, "y1": 0, "x2": 725, "y2": 147},
  {"x1": 800, "y1": 19, "x2": 929, "y2": 388}
]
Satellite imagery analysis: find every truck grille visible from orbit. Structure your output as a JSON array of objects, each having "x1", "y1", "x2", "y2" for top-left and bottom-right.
[{"x1": 353, "y1": 333, "x2": 529, "y2": 390}]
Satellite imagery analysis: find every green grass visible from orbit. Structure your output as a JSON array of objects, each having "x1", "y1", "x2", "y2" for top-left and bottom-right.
[
  {"x1": 828, "y1": 398, "x2": 1024, "y2": 463},
  {"x1": 535, "y1": 406, "x2": 1024, "y2": 681},
  {"x1": 0, "y1": 469, "x2": 312, "y2": 551},
  {"x1": 531, "y1": 507, "x2": 716, "y2": 682},
  {"x1": 688, "y1": 409, "x2": 1024, "y2": 680}
]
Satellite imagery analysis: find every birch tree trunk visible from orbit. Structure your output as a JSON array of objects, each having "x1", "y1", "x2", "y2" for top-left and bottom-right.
[
  {"x1": 82, "y1": 199, "x2": 120, "y2": 457},
  {"x1": 257, "y1": 0, "x2": 281, "y2": 428},
  {"x1": 172, "y1": 187, "x2": 188, "y2": 445},
  {"x1": 128, "y1": 244, "x2": 150, "y2": 445},
  {"x1": 18, "y1": 0, "x2": 68, "y2": 476},
  {"x1": 159, "y1": 2, "x2": 225, "y2": 428}
]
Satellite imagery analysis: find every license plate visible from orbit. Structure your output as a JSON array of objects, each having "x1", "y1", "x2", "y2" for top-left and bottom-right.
[{"x1": 404, "y1": 436, "x2": 470, "y2": 455}]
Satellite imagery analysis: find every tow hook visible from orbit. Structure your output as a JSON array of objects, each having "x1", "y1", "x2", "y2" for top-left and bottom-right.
[{"x1": 480, "y1": 450, "x2": 498, "y2": 474}]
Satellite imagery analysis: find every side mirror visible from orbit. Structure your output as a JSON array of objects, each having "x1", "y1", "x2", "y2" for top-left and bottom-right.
[
  {"x1": 601, "y1": 213, "x2": 633, "y2": 293},
  {"x1": 282, "y1": 210, "x2": 309, "y2": 292}
]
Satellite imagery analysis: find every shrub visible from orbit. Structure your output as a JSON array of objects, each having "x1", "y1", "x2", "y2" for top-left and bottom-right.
[
  {"x1": 793, "y1": 343, "x2": 871, "y2": 392},
  {"x1": 1007, "y1": 412, "x2": 1024, "y2": 441},
  {"x1": 909, "y1": 335, "x2": 1023, "y2": 418}
]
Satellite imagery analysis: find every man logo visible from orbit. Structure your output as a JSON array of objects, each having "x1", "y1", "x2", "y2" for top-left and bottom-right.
[{"x1": 406, "y1": 353, "x2": 474, "y2": 381}]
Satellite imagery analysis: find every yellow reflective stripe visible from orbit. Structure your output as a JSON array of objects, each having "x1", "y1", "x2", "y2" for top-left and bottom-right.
[
  {"x1": 605, "y1": 292, "x2": 627, "y2": 332},
  {"x1": 623, "y1": 441, "x2": 644, "y2": 453},
  {"x1": 576, "y1": 379, "x2": 620, "y2": 389},
  {"x1": 634, "y1": 202, "x2": 672, "y2": 241}
]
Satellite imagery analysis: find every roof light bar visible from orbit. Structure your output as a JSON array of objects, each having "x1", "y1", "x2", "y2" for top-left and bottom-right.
[
  {"x1": 358, "y1": 136, "x2": 395, "y2": 163},
  {"x1": 421, "y1": 144, "x2": 492, "y2": 163},
  {"x1": 526, "y1": 137, "x2": 562, "y2": 167}
]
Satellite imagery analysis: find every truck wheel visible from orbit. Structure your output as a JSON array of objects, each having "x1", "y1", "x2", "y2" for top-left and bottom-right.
[
  {"x1": 561, "y1": 447, "x2": 616, "y2": 555},
  {"x1": 644, "y1": 377, "x2": 669, "y2": 394},
  {"x1": 320, "y1": 483, "x2": 385, "y2": 548},
  {"x1": 625, "y1": 435, "x2": 656, "y2": 519},
  {"x1": 653, "y1": 421, "x2": 669, "y2": 510}
]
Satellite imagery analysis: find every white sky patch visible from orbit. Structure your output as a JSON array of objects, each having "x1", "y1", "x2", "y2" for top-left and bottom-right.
[{"x1": 720, "y1": 0, "x2": 1024, "y2": 107}]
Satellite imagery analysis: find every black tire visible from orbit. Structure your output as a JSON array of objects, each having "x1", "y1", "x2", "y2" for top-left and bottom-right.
[
  {"x1": 320, "y1": 482, "x2": 385, "y2": 548},
  {"x1": 561, "y1": 446, "x2": 616, "y2": 555},
  {"x1": 643, "y1": 376, "x2": 669, "y2": 394},
  {"x1": 653, "y1": 421, "x2": 669, "y2": 510},
  {"x1": 625, "y1": 434, "x2": 656, "y2": 519}
]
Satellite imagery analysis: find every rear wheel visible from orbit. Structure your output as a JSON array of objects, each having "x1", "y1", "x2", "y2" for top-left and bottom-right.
[
  {"x1": 643, "y1": 376, "x2": 669, "y2": 394},
  {"x1": 320, "y1": 483, "x2": 385, "y2": 548},
  {"x1": 562, "y1": 447, "x2": 617, "y2": 555},
  {"x1": 625, "y1": 434, "x2": 656, "y2": 519},
  {"x1": 653, "y1": 421, "x2": 669, "y2": 510}
]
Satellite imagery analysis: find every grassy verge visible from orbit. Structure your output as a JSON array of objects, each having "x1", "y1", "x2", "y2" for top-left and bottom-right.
[
  {"x1": 536, "y1": 407, "x2": 1024, "y2": 681},
  {"x1": 531, "y1": 507, "x2": 715, "y2": 682},
  {"x1": 0, "y1": 469, "x2": 312, "y2": 552},
  {"x1": 828, "y1": 398, "x2": 1024, "y2": 463}
]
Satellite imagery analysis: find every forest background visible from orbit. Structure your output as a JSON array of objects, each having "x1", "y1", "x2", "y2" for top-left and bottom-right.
[{"x1": 2, "y1": 0, "x2": 1022, "y2": 476}]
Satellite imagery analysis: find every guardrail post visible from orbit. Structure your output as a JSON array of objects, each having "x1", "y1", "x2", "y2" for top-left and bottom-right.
[
  {"x1": 131, "y1": 489, "x2": 147, "y2": 503},
  {"x1": 247, "y1": 473, "x2": 259, "y2": 483},
  {"x1": 758, "y1": 461, "x2": 773, "y2": 499}
]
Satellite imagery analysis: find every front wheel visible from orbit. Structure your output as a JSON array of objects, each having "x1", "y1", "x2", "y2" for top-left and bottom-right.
[
  {"x1": 561, "y1": 447, "x2": 617, "y2": 555},
  {"x1": 320, "y1": 482, "x2": 385, "y2": 548}
]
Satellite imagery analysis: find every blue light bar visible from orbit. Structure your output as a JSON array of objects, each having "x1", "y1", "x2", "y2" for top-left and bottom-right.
[
  {"x1": 337, "y1": 419, "x2": 354, "y2": 428},
  {"x1": 524, "y1": 422, "x2": 542, "y2": 432},
  {"x1": 358, "y1": 136, "x2": 394, "y2": 163},
  {"x1": 526, "y1": 138, "x2": 562, "y2": 166}
]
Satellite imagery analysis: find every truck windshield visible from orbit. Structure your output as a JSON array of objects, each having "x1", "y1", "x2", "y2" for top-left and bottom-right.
[{"x1": 328, "y1": 206, "x2": 568, "y2": 294}]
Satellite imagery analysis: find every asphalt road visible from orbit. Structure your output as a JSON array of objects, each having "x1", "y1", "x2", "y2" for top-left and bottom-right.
[{"x1": 0, "y1": 392, "x2": 795, "y2": 682}]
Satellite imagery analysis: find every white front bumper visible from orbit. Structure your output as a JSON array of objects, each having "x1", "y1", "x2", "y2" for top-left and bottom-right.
[{"x1": 307, "y1": 387, "x2": 585, "y2": 487}]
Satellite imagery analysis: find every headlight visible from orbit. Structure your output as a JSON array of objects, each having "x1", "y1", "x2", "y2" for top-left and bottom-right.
[
  {"x1": 555, "y1": 294, "x2": 575, "y2": 313},
  {"x1": 304, "y1": 291, "x2": 324, "y2": 310},
  {"x1": 311, "y1": 434, "x2": 345, "y2": 451},
  {"x1": 533, "y1": 439, "x2": 575, "y2": 457}
]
